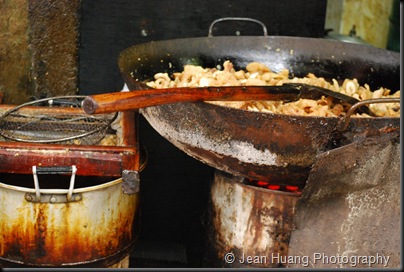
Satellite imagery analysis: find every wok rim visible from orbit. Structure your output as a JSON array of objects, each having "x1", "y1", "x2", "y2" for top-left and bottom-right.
[{"x1": 119, "y1": 35, "x2": 400, "y2": 122}]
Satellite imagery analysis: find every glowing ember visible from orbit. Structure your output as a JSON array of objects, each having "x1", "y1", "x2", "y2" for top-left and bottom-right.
[
  {"x1": 286, "y1": 185, "x2": 299, "y2": 191},
  {"x1": 257, "y1": 181, "x2": 269, "y2": 186},
  {"x1": 267, "y1": 184, "x2": 281, "y2": 190},
  {"x1": 245, "y1": 178, "x2": 302, "y2": 193}
]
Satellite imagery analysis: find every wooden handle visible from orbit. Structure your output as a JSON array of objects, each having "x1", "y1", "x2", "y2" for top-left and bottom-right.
[{"x1": 82, "y1": 86, "x2": 301, "y2": 114}]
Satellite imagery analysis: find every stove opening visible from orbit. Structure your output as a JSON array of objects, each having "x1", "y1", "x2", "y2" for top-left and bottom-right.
[{"x1": 244, "y1": 178, "x2": 303, "y2": 194}]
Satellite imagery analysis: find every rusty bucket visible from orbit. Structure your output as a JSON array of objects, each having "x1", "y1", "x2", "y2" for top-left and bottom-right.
[
  {"x1": 0, "y1": 167, "x2": 139, "y2": 268},
  {"x1": 207, "y1": 170, "x2": 300, "y2": 268}
]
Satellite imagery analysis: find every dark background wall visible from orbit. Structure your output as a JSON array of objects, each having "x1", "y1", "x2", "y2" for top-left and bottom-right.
[
  {"x1": 79, "y1": 0, "x2": 327, "y2": 94},
  {"x1": 78, "y1": 0, "x2": 327, "y2": 267}
]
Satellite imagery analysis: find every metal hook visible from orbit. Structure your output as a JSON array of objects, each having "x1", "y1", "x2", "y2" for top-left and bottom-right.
[{"x1": 337, "y1": 98, "x2": 400, "y2": 131}]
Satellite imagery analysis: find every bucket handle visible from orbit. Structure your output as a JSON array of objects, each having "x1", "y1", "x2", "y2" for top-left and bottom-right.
[{"x1": 30, "y1": 165, "x2": 78, "y2": 203}]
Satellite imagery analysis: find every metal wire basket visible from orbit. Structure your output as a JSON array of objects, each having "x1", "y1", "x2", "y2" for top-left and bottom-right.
[{"x1": 0, "y1": 96, "x2": 117, "y2": 145}]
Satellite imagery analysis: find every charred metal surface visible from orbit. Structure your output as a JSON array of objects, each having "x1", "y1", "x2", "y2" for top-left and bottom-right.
[
  {"x1": 174, "y1": 140, "x2": 311, "y2": 187},
  {"x1": 120, "y1": 36, "x2": 400, "y2": 183},
  {"x1": 287, "y1": 132, "x2": 400, "y2": 268},
  {"x1": 140, "y1": 101, "x2": 338, "y2": 185},
  {"x1": 0, "y1": 177, "x2": 139, "y2": 267},
  {"x1": 28, "y1": 0, "x2": 80, "y2": 98},
  {"x1": 207, "y1": 171, "x2": 299, "y2": 268}
]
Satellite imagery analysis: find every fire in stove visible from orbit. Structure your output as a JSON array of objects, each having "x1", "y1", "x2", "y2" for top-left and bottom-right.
[{"x1": 244, "y1": 178, "x2": 302, "y2": 194}]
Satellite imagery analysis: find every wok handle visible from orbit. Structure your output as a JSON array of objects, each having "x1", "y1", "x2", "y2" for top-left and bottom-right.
[
  {"x1": 82, "y1": 86, "x2": 301, "y2": 114},
  {"x1": 208, "y1": 17, "x2": 268, "y2": 37}
]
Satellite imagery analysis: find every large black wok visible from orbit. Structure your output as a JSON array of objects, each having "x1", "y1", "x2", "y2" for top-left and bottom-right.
[{"x1": 118, "y1": 36, "x2": 400, "y2": 186}]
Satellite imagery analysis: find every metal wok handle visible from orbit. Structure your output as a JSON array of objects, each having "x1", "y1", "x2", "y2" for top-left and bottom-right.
[
  {"x1": 337, "y1": 98, "x2": 400, "y2": 131},
  {"x1": 208, "y1": 17, "x2": 268, "y2": 37}
]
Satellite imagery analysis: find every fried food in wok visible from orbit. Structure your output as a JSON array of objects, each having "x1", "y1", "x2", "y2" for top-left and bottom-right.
[{"x1": 146, "y1": 61, "x2": 400, "y2": 117}]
